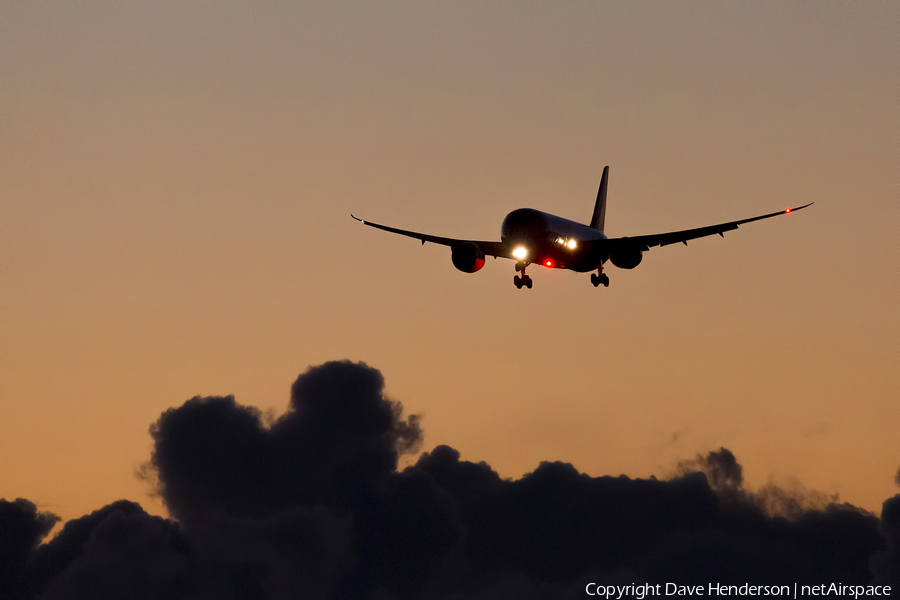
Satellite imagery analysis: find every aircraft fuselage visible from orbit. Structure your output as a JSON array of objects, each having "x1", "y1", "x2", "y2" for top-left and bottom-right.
[{"x1": 501, "y1": 208, "x2": 607, "y2": 272}]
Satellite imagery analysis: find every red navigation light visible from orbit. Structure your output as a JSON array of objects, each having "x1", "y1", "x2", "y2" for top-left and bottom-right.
[{"x1": 545, "y1": 259, "x2": 554, "y2": 267}]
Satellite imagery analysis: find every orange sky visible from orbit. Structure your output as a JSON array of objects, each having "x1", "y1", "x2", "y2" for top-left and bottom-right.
[{"x1": 1, "y1": 1, "x2": 898, "y2": 525}]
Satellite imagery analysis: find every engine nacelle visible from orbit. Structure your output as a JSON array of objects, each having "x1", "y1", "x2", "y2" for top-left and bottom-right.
[
  {"x1": 608, "y1": 238, "x2": 643, "y2": 269},
  {"x1": 451, "y1": 242, "x2": 486, "y2": 273}
]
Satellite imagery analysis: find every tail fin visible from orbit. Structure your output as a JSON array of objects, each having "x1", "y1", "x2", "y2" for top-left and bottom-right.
[{"x1": 589, "y1": 166, "x2": 609, "y2": 232}]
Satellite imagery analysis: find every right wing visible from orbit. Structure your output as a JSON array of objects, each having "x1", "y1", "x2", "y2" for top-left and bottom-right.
[
  {"x1": 628, "y1": 203, "x2": 813, "y2": 250},
  {"x1": 351, "y1": 215, "x2": 511, "y2": 258}
]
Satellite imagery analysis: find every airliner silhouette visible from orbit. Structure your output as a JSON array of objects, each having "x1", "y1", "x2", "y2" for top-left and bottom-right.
[{"x1": 352, "y1": 167, "x2": 811, "y2": 289}]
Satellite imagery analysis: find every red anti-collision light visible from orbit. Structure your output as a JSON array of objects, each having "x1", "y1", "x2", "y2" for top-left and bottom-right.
[{"x1": 545, "y1": 260, "x2": 554, "y2": 267}]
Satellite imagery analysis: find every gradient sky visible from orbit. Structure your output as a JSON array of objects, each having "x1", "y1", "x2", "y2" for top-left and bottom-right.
[{"x1": 1, "y1": 1, "x2": 898, "y2": 526}]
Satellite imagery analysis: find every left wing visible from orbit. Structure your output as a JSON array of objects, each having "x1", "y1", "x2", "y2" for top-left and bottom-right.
[
  {"x1": 351, "y1": 215, "x2": 511, "y2": 258},
  {"x1": 628, "y1": 203, "x2": 813, "y2": 250}
]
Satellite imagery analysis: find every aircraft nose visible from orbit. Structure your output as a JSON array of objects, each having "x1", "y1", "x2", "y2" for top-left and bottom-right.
[{"x1": 501, "y1": 209, "x2": 544, "y2": 241}]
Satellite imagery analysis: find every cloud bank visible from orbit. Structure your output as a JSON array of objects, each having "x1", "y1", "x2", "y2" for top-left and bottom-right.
[{"x1": 2, "y1": 360, "x2": 898, "y2": 598}]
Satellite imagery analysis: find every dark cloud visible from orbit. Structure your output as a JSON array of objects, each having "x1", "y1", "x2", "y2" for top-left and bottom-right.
[
  {"x1": 147, "y1": 361, "x2": 423, "y2": 528},
  {"x1": 675, "y1": 448, "x2": 850, "y2": 521},
  {"x1": 676, "y1": 447, "x2": 742, "y2": 490},
  {"x1": 0, "y1": 499, "x2": 58, "y2": 600},
  {"x1": 186, "y1": 505, "x2": 353, "y2": 600},
  {"x1": 3, "y1": 361, "x2": 898, "y2": 597},
  {"x1": 871, "y1": 495, "x2": 900, "y2": 586},
  {"x1": 34, "y1": 502, "x2": 193, "y2": 600}
]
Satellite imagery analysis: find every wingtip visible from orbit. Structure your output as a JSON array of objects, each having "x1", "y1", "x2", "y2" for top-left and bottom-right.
[
  {"x1": 786, "y1": 202, "x2": 813, "y2": 214},
  {"x1": 350, "y1": 214, "x2": 365, "y2": 223}
]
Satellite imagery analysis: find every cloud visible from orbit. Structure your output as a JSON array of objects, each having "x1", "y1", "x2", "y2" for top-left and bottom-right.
[
  {"x1": 145, "y1": 360, "x2": 423, "y2": 528},
  {"x1": 675, "y1": 447, "x2": 743, "y2": 490},
  {"x1": 0, "y1": 499, "x2": 59, "y2": 600},
  {"x1": 871, "y1": 494, "x2": 900, "y2": 586},
  {"x1": 32, "y1": 502, "x2": 192, "y2": 600},
  {"x1": 2, "y1": 361, "x2": 897, "y2": 597},
  {"x1": 184, "y1": 505, "x2": 354, "y2": 600}
]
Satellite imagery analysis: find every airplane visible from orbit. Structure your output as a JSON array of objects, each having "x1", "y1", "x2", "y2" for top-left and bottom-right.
[{"x1": 351, "y1": 166, "x2": 811, "y2": 289}]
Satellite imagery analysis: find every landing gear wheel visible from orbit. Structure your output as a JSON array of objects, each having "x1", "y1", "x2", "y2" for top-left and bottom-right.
[
  {"x1": 591, "y1": 272, "x2": 610, "y2": 288},
  {"x1": 514, "y1": 269, "x2": 532, "y2": 289}
]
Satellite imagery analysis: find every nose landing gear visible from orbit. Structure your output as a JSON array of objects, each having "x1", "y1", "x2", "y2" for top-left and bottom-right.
[{"x1": 514, "y1": 263, "x2": 533, "y2": 289}]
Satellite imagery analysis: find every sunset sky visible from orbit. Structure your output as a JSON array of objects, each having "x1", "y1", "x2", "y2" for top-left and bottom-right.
[{"x1": 1, "y1": 1, "x2": 897, "y2": 527}]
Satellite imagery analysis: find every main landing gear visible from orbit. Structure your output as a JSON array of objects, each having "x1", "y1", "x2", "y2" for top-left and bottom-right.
[
  {"x1": 590, "y1": 268, "x2": 609, "y2": 288},
  {"x1": 514, "y1": 262, "x2": 532, "y2": 289}
]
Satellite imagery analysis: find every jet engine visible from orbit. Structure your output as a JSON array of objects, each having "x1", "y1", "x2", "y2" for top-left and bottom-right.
[
  {"x1": 608, "y1": 238, "x2": 643, "y2": 269},
  {"x1": 451, "y1": 242, "x2": 486, "y2": 273}
]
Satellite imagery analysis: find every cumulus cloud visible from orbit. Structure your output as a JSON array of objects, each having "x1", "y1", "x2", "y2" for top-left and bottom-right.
[
  {"x1": 871, "y1": 494, "x2": 900, "y2": 586},
  {"x1": 2, "y1": 360, "x2": 898, "y2": 598},
  {"x1": 0, "y1": 499, "x2": 59, "y2": 600},
  {"x1": 33, "y1": 502, "x2": 191, "y2": 600},
  {"x1": 146, "y1": 361, "x2": 423, "y2": 528}
]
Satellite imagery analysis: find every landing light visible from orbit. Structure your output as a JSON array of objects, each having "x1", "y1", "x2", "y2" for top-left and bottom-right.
[
  {"x1": 513, "y1": 246, "x2": 528, "y2": 260},
  {"x1": 566, "y1": 239, "x2": 577, "y2": 249}
]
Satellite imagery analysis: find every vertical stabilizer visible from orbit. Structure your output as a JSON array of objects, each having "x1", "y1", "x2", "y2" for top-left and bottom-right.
[{"x1": 589, "y1": 166, "x2": 609, "y2": 232}]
